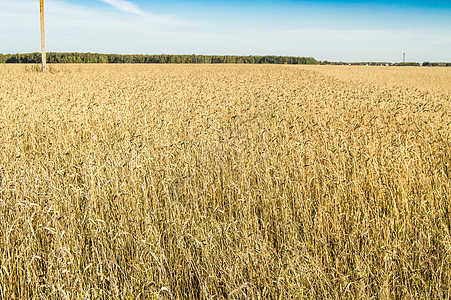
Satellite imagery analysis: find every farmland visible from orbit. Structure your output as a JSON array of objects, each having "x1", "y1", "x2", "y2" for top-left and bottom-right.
[{"x1": 0, "y1": 64, "x2": 450, "y2": 299}]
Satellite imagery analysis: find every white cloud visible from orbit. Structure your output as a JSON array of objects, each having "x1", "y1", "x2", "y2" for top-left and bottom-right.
[
  {"x1": 99, "y1": 0, "x2": 145, "y2": 16},
  {"x1": 97, "y1": 0, "x2": 201, "y2": 26},
  {"x1": 0, "y1": 0, "x2": 201, "y2": 53}
]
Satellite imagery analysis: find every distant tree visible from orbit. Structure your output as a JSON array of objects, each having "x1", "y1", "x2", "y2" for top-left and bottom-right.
[{"x1": 0, "y1": 52, "x2": 322, "y2": 65}]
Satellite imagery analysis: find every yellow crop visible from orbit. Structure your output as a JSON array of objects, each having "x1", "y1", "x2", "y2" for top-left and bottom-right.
[{"x1": 0, "y1": 64, "x2": 450, "y2": 299}]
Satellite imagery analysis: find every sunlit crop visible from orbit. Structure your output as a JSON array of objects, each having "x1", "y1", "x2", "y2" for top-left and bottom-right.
[{"x1": 0, "y1": 64, "x2": 450, "y2": 299}]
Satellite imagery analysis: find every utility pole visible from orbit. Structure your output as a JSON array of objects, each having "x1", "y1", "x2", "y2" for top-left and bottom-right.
[
  {"x1": 403, "y1": 53, "x2": 405, "y2": 64},
  {"x1": 40, "y1": 0, "x2": 46, "y2": 72}
]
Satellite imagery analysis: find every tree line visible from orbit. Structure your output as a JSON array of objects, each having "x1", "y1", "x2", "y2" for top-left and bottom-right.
[
  {"x1": 1, "y1": 53, "x2": 447, "y2": 66},
  {"x1": 320, "y1": 61, "x2": 451, "y2": 67},
  {"x1": 422, "y1": 62, "x2": 451, "y2": 67},
  {"x1": 320, "y1": 61, "x2": 422, "y2": 66},
  {"x1": 0, "y1": 52, "x2": 319, "y2": 65}
]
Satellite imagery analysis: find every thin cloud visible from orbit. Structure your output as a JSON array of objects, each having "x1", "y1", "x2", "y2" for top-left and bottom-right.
[
  {"x1": 97, "y1": 0, "x2": 202, "y2": 26},
  {"x1": 99, "y1": 0, "x2": 145, "y2": 16}
]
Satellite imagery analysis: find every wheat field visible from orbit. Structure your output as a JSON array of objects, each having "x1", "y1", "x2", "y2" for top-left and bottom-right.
[{"x1": 0, "y1": 64, "x2": 450, "y2": 299}]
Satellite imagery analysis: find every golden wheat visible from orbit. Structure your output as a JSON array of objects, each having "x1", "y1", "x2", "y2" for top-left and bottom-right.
[{"x1": 0, "y1": 64, "x2": 450, "y2": 299}]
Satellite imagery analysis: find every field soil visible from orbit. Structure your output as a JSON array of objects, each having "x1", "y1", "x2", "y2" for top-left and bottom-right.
[{"x1": 0, "y1": 64, "x2": 450, "y2": 299}]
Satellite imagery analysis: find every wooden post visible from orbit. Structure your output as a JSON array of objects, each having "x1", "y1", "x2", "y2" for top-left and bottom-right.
[{"x1": 40, "y1": 0, "x2": 46, "y2": 72}]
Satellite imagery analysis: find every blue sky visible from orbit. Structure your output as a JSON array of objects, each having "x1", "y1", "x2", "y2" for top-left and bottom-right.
[{"x1": 0, "y1": 0, "x2": 450, "y2": 62}]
